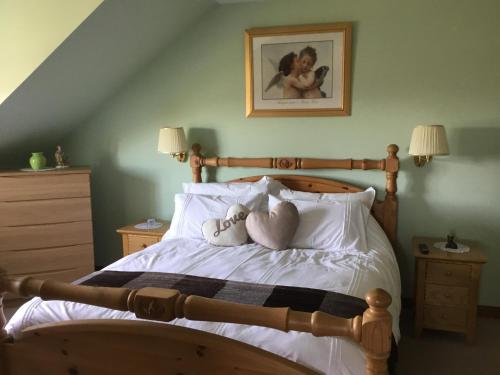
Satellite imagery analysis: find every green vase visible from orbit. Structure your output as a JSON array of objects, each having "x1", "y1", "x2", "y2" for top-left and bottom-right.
[{"x1": 29, "y1": 152, "x2": 47, "y2": 170}]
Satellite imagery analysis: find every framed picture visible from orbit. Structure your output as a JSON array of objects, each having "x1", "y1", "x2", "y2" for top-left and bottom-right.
[{"x1": 245, "y1": 23, "x2": 352, "y2": 117}]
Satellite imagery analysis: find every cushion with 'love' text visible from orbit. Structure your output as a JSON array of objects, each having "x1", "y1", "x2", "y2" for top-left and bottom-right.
[{"x1": 202, "y1": 204, "x2": 250, "y2": 246}]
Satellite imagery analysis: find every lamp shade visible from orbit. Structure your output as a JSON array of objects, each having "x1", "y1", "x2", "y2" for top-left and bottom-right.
[
  {"x1": 158, "y1": 127, "x2": 187, "y2": 154},
  {"x1": 408, "y1": 125, "x2": 449, "y2": 156}
]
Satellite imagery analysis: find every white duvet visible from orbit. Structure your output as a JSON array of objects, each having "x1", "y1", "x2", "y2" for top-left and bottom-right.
[{"x1": 7, "y1": 216, "x2": 400, "y2": 375}]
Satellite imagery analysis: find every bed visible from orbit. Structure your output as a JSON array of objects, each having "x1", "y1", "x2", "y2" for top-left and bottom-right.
[{"x1": 0, "y1": 143, "x2": 400, "y2": 375}]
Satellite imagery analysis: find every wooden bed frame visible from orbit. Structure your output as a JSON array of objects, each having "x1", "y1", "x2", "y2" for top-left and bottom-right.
[{"x1": 0, "y1": 144, "x2": 400, "y2": 375}]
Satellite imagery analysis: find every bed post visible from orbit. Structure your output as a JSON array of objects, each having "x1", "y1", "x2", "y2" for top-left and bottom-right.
[
  {"x1": 362, "y1": 289, "x2": 392, "y2": 375},
  {"x1": 384, "y1": 144, "x2": 399, "y2": 248},
  {"x1": 190, "y1": 143, "x2": 203, "y2": 183}
]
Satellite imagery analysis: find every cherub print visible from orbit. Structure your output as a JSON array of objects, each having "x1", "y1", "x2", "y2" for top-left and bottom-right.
[{"x1": 261, "y1": 40, "x2": 333, "y2": 100}]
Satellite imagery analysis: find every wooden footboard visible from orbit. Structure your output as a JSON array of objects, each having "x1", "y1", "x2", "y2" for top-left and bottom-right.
[{"x1": 0, "y1": 273, "x2": 392, "y2": 375}]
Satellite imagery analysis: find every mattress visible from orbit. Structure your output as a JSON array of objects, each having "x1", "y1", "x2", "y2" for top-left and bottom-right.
[{"x1": 6, "y1": 216, "x2": 400, "y2": 375}]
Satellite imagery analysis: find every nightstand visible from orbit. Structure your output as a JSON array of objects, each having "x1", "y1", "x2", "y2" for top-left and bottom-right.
[
  {"x1": 116, "y1": 221, "x2": 170, "y2": 257},
  {"x1": 413, "y1": 237, "x2": 487, "y2": 342}
]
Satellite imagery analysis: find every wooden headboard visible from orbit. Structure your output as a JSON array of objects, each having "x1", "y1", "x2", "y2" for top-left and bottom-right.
[{"x1": 189, "y1": 143, "x2": 400, "y2": 251}]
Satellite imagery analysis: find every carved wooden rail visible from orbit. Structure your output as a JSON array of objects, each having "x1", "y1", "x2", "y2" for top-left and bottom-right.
[
  {"x1": 0, "y1": 273, "x2": 392, "y2": 375},
  {"x1": 190, "y1": 143, "x2": 399, "y2": 191}
]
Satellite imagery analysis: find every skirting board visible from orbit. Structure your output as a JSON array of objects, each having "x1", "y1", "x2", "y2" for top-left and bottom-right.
[
  {"x1": 402, "y1": 298, "x2": 500, "y2": 319},
  {"x1": 477, "y1": 305, "x2": 500, "y2": 319}
]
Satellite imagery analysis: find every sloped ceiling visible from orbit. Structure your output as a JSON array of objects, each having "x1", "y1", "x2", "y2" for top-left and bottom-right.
[
  {"x1": 0, "y1": 0, "x2": 103, "y2": 105},
  {"x1": 0, "y1": 0, "x2": 217, "y2": 167}
]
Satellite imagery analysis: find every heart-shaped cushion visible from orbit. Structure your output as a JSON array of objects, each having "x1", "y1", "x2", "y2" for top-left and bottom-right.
[
  {"x1": 245, "y1": 201, "x2": 299, "y2": 250},
  {"x1": 202, "y1": 204, "x2": 250, "y2": 246}
]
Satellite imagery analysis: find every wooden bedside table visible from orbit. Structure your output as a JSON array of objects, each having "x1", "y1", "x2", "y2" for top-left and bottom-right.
[
  {"x1": 116, "y1": 221, "x2": 169, "y2": 257},
  {"x1": 413, "y1": 237, "x2": 487, "y2": 342}
]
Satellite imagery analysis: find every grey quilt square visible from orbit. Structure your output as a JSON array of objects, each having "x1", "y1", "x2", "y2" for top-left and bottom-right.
[{"x1": 214, "y1": 281, "x2": 274, "y2": 306}]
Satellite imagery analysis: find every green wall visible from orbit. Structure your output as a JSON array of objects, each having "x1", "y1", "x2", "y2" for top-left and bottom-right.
[{"x1": 64, "y1": 0, "x2": 500, "y2": 306}]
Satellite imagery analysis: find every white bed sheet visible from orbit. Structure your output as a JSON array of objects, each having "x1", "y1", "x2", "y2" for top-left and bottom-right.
[{"x1": 6, "y1": 216, "x2": 400, "y2": 375}]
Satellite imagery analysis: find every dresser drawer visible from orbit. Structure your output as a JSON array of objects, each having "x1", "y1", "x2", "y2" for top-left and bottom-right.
[
  {"x1": 4, "y1": 265, "x2": 94, "y2": 300},
  {"x1": 0, "y1": 221, "x2": 93, "y2": 252},
  {"x1": 424, "y1": 305, "x2": 467, "y2": 331},
  {"x1": 127, "y1": 235, "x2": 160, "y2": 254},
  {"x1": 1, "y1": 244, "x2": 93, "y2": 275},
  {"x1": 0, "y1": 174, "x2": 90, "y2": 201},
  {"x1": 426, "y1": 262, "x2": 471, "y2": 286},
  {"x1": 0, "y1": 197, "x2": 91, "y2": 226},
  {"x1": 425, "y1": 284, "x2": 469, "y2": 307},
  {"x1": 31, "y1": 265, "x2": 93, "y2": 282}
]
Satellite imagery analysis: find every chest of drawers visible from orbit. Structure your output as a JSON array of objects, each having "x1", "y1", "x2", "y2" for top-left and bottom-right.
[
  {"x1": 0, "y1": 168, "x2": 95, "y2": 298},
  {"x1": 413, "y1": 237, "x2": 486, "y2": 342}
]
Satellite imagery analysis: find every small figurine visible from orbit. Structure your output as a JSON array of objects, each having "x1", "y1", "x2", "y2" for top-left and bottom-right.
[
  {"x1": 55, "y1": 145, "x2": 68, "y2": 168},
  {"x1": 445, "y1": 234, "x2": 458, "y2": 249}
]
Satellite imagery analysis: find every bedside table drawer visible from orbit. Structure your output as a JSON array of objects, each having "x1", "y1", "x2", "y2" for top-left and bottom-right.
[
  {"x1": 425, "y1": 284, "x2": 469, "y2": 306},
  {"x1": 423, "y1": 305, "x2": 467, "y2": 331},
  {"x1": 426, "y1": 262, "x2": 471, "y2": 286},
  {"x1": 128, "y1": 235, "x2": 159, "y2": 254},
  {"x1": 117, "y1": 221, "x2": 169, "y2": 257}
]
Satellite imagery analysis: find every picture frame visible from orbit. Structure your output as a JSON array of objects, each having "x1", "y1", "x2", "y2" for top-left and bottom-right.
[{"x1": 245, "y1": 23, "x2": 352, "y2": 117}]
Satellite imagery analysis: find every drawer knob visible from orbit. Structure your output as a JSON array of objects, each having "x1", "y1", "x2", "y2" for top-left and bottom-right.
[
  {"x1": 441, "y1": 314, "x2": 448, "y2": 319},
  {"x1": 444, "y1": 293, "x2": 451, "y2": 298},
  {"x1": 445, "y1": 271, "x2": 452, "y2": 276},
  {"x1": 142, "y1": 244, "x2": 148, "y2": 249}
]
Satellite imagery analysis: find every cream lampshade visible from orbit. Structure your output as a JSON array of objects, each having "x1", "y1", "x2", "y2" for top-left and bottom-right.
[
  {"x1": 158, "y1": 127, "x2": 188, "y2": 162},
  {"x1": 409, "y1": 125, "x2": 449, "y2": 167}
]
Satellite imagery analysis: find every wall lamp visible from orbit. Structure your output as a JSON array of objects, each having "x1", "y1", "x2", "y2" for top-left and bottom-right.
[
  {"x1": 409, "y1": 125, "x2": 449, "y2": 167},
  {"x1": 158, "y1": 127, "x2": 188, "y2": 162}
]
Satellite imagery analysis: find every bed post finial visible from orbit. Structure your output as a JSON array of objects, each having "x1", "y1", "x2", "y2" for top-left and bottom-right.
[
  {"x1": 362, "y1": 288, "x2": 392, "y2": 375},
  {"x1": 190, "y1": 143, "x2": 203, "y2": 183}
]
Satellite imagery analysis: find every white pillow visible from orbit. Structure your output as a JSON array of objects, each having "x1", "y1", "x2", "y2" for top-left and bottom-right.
[
  {"x1": 278, "y1": 187, "x2": 376, "y2": 209},
  {"x1": 182, "y1": 176, "x2": 285, "y2": 196},
  {"x1": 164, "y1": 193, "x2": 265, "y2": 240},
  {"x1": 269, "y1": 195, "x2": 369, "y2": 251}
]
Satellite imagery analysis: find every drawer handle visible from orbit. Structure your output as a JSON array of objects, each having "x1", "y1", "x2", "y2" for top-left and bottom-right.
[
  {"x1": 445, "y1": 271, "x2": 452, "y2": 276},
  {"x1": 444, "y1": 293, "x2": 451, "y2": 298},
  {"x1": 142, "y1": 243, "x2": 148, "y2": 249}
]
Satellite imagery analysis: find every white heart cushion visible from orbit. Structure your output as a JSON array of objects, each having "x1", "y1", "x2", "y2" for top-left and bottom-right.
[
  {"x1": 245, "y1": 201, "x2": 299, "y2": 250},
  {"x1": 202, "y1": 204, "x2": 250, "y2": 246}
]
